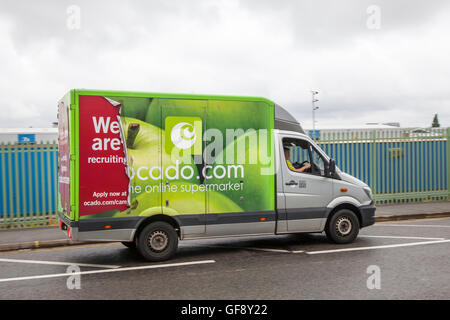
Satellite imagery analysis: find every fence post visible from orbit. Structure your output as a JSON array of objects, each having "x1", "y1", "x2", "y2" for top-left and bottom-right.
[
  {"x1": 447, "y1": 127, "x2": 450, "y2": 200},
  {"x1": 370, "y1": 130, "x2": 377, "y2": 201}
]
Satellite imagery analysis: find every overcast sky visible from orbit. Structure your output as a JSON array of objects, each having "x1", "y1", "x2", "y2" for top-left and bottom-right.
[{"x1": 0, "y1": 0, "x2": 449, "y2": 129}]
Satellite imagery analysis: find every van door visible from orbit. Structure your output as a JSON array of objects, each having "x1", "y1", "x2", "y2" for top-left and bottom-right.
[
  {"x1": 279, "y1": 135, "x2": 332, "y2": 232},
  {"x1": 160, "y1": 99, "x2": 207, "y2": 236},
  {"x1": 203, "y1": 99, "x2": 276, "y2": 237}
]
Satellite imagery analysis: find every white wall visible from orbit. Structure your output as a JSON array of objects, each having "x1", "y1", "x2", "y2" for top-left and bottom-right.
[{"x1": 0, "y1": 128, "x2": 58, "y2": 144}]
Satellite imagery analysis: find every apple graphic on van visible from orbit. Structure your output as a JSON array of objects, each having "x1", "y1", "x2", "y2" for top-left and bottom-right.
[
  {"x1": 206, "y1": 100, "x2": 273, "y2": 137},
  {"x1": 138, "y1": 182, "x2": 243, "y2": 216},
  {"x1": 208, "y1": 130, "x2": 275, "y2": 212},
  {"x1": 103, "y1": 181, "x2": 242, "y2": 218},
  {"x1": 121, "y1": 117, "x2": 200, "y2": 197},
  {"x1": 145, "y1": 99, "x2": 272, "y2": 138},
  {"x1": 106, "y1": 96, "x2": 153, "y2": 121}
]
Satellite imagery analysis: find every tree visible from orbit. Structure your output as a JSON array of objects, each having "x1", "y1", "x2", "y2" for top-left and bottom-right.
[{"x1": 432, "y1": 114, "x2": 440, "y2": 128}]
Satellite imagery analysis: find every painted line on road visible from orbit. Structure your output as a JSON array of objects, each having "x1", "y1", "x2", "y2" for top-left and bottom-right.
[
  {"x1": 201, "y1": 245, "x2": 292, "y2": 253},
  {"x1": 377, "y1": 217, "x2": 450, "y2": 224},
  {"x1": 305, "y1": 239, "x2": 450, "y2": 255},
  {"x1": 374, "y1": 224, "x2": 450, "y2": 228},
  {"x1": 211, "y1": 245, "x2": 304, "y2": 254},
  {"x1": 359, "y1": 235, "x2": 446, "y2": 240},
  {"x1": 236, "y1": 246, "x2": 293, "y2": 253},
  {"x1": 0, "y1": 260, "x2": 216, "y2": 283},
  {"x1": 0, "y1": 258, "x2": 121, "y2": 269}
]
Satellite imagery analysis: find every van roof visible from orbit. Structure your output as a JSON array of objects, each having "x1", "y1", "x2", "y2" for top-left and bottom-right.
[
  {"x1": 70, "y1": 89, "x2": 275, "y2": 105},
  {"x1": 66, "y1": 89, "x2": 305, "y2": 134}
]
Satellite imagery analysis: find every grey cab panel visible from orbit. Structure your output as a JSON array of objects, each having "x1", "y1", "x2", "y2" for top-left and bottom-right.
[{"x1": 277, "y1": 132, "x2": 333, "y2": 233}]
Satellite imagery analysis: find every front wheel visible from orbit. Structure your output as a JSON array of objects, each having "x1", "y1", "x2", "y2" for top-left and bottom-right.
[
  {"x1": 136, "y1": 221, "x2": 178, "y2": 261},
  {"x1": 325, "y1": 209, "x2": 360, "y2": 244}
]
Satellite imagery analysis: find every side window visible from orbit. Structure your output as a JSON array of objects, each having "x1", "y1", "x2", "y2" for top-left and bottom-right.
[
  {"x1": 309, "y1": 146, "x2": 325, "y2": 176},
  {"x1": 282, "y1": 138, "x2": 327, "y2": 176}
]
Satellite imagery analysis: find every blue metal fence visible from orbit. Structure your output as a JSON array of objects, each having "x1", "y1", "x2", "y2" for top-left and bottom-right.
[
  {"x1": 0, "y1": 142, "x2": 58, "y2": 227},
  {"x1": 0, "y1": 128, "x2": 449, "y2": 228},
  {"x1": 291, "y1": 128, "x2": 449, "y2": 203}
]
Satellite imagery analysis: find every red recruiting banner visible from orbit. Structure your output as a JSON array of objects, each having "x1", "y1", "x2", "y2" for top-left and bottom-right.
[{"x1": 79, "y1": 95, "x2": 129, "y2": 216}]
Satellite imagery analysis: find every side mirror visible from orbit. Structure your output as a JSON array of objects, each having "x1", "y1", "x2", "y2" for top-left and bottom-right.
[{"x1": 328, "y1": 159, "x2": 336, "y2": 177}]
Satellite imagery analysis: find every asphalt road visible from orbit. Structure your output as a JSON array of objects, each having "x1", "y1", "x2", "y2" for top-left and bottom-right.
[{"x1": 0, "y1": 218, "x2": 449, "y2": 300}]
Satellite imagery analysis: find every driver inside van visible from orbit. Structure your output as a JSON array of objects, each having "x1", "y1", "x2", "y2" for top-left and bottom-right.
[{"x1": 284, "y1": 146, "x2": 311, "y2": 173}]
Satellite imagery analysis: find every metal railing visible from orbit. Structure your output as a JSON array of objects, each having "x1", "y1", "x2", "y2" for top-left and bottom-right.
[
  {"x1": 300, "y1": 127, "x2": 449, "y2": 204},
  {"x1": 0, "y1": 128, "x2": 449, "y2": 228},
  {"x1": 0, "y1": 142, "x2": 58, "y2": 228}
]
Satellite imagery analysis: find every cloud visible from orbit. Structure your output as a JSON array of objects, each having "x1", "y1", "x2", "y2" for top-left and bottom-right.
[{"x1": 0, "y1": 0, "x2": 449, "y2": 128}]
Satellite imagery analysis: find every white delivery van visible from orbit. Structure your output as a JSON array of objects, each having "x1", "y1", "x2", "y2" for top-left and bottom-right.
[{"x1": 57, "y1": 89, "x2": 375, "y2": 261}]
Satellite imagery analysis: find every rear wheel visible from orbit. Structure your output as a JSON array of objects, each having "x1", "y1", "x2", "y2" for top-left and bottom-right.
[
  {"x1": 136, "y1": 221, "x2": 178, "y2": 261},
  {"x1": 325, "y1": 209, "x2": 359, "y2": 244}
]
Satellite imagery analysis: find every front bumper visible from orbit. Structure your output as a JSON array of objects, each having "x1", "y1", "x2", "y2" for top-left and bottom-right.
[{"x1": 359, "y1": 203, "x2": 376, "y2": 228}]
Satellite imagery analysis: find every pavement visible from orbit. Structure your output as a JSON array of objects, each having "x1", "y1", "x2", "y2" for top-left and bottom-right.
[{"x1": 0, "y1": 201, "x2": 449, "y2": 252}]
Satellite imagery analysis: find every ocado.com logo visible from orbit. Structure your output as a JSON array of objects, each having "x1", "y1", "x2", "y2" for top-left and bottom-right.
[
  {"x1": 165, "y1": 116, "x2": 202, "y2": 155},
  {"x1": 171, "y1": 122, "x2": 196, "y2": 149}
]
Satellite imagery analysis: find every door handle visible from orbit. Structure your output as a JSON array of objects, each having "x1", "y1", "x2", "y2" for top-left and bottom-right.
[{"x1": 285, "y1": 180, "x2": 298, "y2": 186}]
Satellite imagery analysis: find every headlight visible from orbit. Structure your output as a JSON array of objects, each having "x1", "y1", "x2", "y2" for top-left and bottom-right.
[{"x1": 363, "y1": 187, "x2": 373, "y2": 200}]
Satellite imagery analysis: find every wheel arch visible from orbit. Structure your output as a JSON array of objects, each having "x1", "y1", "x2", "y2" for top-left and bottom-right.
[
  {"x1": 133, "y1": 214, "x2": 181, "y2": 242},
  {"x1": 326, "y1": 203, "x2": 362, "y2": 229}
]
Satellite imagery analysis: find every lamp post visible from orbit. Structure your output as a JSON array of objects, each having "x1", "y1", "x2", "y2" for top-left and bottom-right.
[{"x1": 311, "y1": 90, "x2": 319, "y2": 138}]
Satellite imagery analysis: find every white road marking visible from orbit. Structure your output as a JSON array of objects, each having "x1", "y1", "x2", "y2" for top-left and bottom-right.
[
  {"x1": 240, "y1": 247, "x2": 292, "y2": 253},
  {"x1": 306, "y1": 239, "x2": 450, "y2": 255},
  {"x1": 359, "y1": 235, "x2": 446, "y2": 240},
  {"x1": 377, "y1": 217, "x2": 450, "y2": 223},
  {"x1": 375, "y1": 224, "x2": 450, "y2": 228},
  {"x1": 0, "y1": 260, "x2": 216, "y2": 283},
  {"x1": 203, "y1": 245, "x2": 292, "y2": 253},
  {"x1": 0, "y1": 258, "x2": 120, "y2": 269}
]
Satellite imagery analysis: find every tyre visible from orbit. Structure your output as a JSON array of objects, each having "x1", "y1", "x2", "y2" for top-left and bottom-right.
[
  {"x1": 136, "y1": 221, "x2": 178, "y2": 261},
  {"x1": 325, "y1": 209, "x2": 360, "y2": 244},
  {"x1": 121, "y1": 241, "x2": 136, "y2": 249}
]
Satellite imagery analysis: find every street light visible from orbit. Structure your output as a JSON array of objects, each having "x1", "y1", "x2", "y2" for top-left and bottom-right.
[{"x1": 311, "y1": 90, "x2": 319, "y2": 136}]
